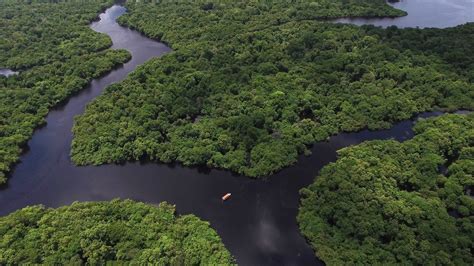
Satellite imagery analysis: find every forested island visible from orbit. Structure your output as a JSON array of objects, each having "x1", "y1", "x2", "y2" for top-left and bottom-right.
[
  {"x1": 0, "y1": 200, "x2": 233, "y2": 264},
  {"x1": 72, "y1": 0, "x2": 473, "y2": 177},
  {"x1": 298, "y1": 113, "x2": 474, "y2": 264},
  {"x1": 0, "y1": 0, "x2": 130, "y2": 183}
]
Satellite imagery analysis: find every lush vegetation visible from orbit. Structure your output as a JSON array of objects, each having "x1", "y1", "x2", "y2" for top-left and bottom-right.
[
  {"x1": 72, "y1": 0, "x2": 473, "y2": 177},
  {"x1": 0, "y1": 199, "x2": 233, "y2": 264},
  {"x1": 0, "y1": 0, "x2": 131, "y2": 183},
  {"x1": 298, "y1": 114, "x2": 474, "y2": 264}
]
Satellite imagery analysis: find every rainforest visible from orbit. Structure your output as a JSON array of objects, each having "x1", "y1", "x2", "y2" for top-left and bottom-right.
[
  {"x1": 0, "y1": 0, "x2": 473, "y2": 265},
  {"x1": 298, "y1": 113, "x2": 474, "y2": 264},
  {"x1": 0, "y1": 200, "x2": 233, "y2": 264},
  {"x1": 71, "y1": 1, "x2": 473, "y2": 177}
]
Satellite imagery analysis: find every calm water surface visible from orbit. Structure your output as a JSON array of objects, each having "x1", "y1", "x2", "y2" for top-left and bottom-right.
[
  {"x1": 0, "y1": 68, "x2": 18, "y2": 77},
  {"x1": 335, "y1": 0, "x2": 474, "y2": 28},
  {"x1": 1, "y1": 2, "x2": 473, "y2": 265}
]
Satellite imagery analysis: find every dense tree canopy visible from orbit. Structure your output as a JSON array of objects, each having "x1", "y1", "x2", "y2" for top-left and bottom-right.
[
  {"x1": 298, "y1": 114, "x2": 474, "y2": 264},
  {"x1": 0, "y1": 0, "x2": 131, "y2": 182},
  {"x1": 0, "y1": 199, "x2": 233, "y2": 264},
  {"x1": 72, "y1": 0, "x2": 473, "y2": 177}
]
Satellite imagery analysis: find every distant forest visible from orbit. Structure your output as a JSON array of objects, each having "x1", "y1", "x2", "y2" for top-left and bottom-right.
[{"x1": 71, "y1": 1, "x2": 473, "y2": 177}]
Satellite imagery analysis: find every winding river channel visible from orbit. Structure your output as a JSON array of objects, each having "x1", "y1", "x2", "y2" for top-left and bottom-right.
[{"x1": 1, "y1": 1, "x2": 473, "y2": 265}]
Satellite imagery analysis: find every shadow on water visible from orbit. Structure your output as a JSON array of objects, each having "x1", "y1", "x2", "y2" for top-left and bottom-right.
[{"x1": 1, "y1": 1, "x2": 473, "y2": 265}]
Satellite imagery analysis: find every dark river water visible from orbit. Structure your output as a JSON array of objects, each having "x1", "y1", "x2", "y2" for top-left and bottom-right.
[{"x1": 1, "y1": 2, "x2": 473, "y2": 265}]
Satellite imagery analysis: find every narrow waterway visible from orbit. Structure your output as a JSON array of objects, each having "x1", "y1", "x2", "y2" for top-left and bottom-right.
[{"x1": 1, "y1": 1, "x2": 473, "y2": 265}]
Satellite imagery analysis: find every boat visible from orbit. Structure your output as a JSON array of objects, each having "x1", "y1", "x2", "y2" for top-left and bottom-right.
[{"x1": 222, "y1": 193, "x2": 232, "y2": 201}]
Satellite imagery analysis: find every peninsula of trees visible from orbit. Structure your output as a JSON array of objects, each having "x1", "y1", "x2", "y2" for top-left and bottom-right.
[
  {"x1": 71, "y1": 0, "x2": 473, "y2": 177},
  {"x1": 298, "y1": 114, "x2": 474, "y2": 264},
  {"x1": 0, "y1": 0, "x2": 131, "y2": 183},
  {"x1": 0, "y1": 200, "x2": 233, "y2": 264}
]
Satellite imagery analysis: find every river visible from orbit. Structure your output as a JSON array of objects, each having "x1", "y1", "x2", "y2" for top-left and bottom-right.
[{"x1": 0, "y1": 1, "x2": 473, "y2": 265}]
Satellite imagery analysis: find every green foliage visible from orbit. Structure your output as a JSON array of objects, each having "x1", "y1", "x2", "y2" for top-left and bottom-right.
[
  {"x1": 72, "y1": 0, "x2": 473, "y2": 177},
  {"x1": 0, "y1": 199, "x2": 234, "y2": 264},
  {"x1": 298, "y1": 114, "x2": 474, "y2": 264},
  {"x1": 0, "y1": 0, "x2": 131, "y2": 182}
]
